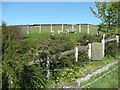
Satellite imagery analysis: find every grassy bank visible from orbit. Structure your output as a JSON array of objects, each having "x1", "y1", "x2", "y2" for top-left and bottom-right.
[
  {"x1": 80, "y1": 62, "x2": 119, "y2": 88},
  {"x1": 47, "y1": 56, "x2": 118, "y2": 88}
]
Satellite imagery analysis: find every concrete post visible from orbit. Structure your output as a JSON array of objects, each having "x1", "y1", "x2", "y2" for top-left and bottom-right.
[
  {"x1": 61, "y1": 24, "x2": 64, "y2": 33},
  {"x1": 51, "y1": 24, "x2": 52, "y2": 32},
  {"x1": 72, "y1": 24, "x2": 74, "y2": 29},
  {"x1": 79, "y1": 24, "x2": 81, "y2": 33},
  {"x1": 101, "y1": 34, "x2": 105, "y2": 57},
  {"x1": 39, "y1": 25, "x2": 41, "y2": 33},
  {"x1": 27, "y1": 25, "x2": 29, "y2": 35},
  {"x1": 88, "y1": 43, "x2": 92, "y2": 59},
  {"x1": 75, "y1": 47, "x2": 78, "y2": 62},
  {"x1": 87, "y1": 25, "x2": 90, "y2": 34}
]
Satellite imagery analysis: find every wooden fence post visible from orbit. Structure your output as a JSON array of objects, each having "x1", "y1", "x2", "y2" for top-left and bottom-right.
[
  {"x1": 39, "y1": 25, "x2": 41, "y2": 33},
  {"x1": 46, "y1": 56, "x2": 50, "y2": 79},
  {"x1": 79, "y1": 24, "x2": 81, "y2": 33},
  {"x1": 75, "y1": 47, "x2": 78, "y2": 62},
  {"x1": 88, "y1": 43, "x2": 92, "y2": 59},
  {"x1": 101, "y1": 34, "x2": 105, "y2": 57},
  {"x1": 27, "y1": 25, "x2": 29, "y2": 35}
]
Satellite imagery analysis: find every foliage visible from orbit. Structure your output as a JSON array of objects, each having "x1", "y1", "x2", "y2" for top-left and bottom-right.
[
  {"x1": 61, "y1": 68, "x2": 78, "y2": 81},
  {"x1": 2, "y1": 21, "x2": 118, "y2": 89},
  {"x1": 2, "y1": 22, "x2": 47, "y2": 89},
  {"x1": 90, "y1": 1, "x2": 120, "y2": 34},
  {"x1": 77, "y1": 34, "x2": 102, "y2": 46},
  {"x1": 20, "y1": 65, "x2": 47, "y2": 89},
  {"x1": 105, "y1": 41, "x2": 118, "y2": 57}
]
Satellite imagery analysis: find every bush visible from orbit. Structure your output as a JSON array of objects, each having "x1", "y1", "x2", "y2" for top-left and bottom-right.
[
  {"x1": 105, "y1": 41, "x2": 118, "y2": 57},
  {"x1": 77, "y1": 34, "x2": 102, "y2": 46}
]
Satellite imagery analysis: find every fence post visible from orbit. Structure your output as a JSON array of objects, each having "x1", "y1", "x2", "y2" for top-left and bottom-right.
[
  {"x1": 87, "y1": 25, "x2": 90, "y2": 34},
  {"x1": 101, "y1": 34, "x2": 105, "y2": 57},
  {"x1": 79, "y1": 24, "x2": 81, "y2": 33},
  {"x1": 46, "y1": 56, "x2": 50, "y2": 79},
  {"x1": 27, "y1": 25, "x2": 29, "y2": 35},
  {"x1": 51, "y1": 24, "x2": 52, "y2": 32},
  {"x1": 75, "y1": 47, "x2": 78, "y2": 62},
  {"x1": 72, "y1": 24, "x2": 74, "y2": 29},
  {"x1": 39, "y1": 25, "x2": 41, "y2": 33},
  {"x1": 61, "y1": 24, "x2": 64, "y2": 33},
  {"x1": 88, "y1": 43, "x2": 92, "y2": 59},
  {"x1": 116, "y1": 35, "x2": 119, "y2": 47}
]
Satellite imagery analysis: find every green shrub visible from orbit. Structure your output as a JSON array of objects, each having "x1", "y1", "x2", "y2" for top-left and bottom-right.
[
  {"x1": 105, "y1": 41, "x2": 118, "y2": 57},
  {"x1": 77, "y1": 34, "x2": 102, "y2": 46},
  {"x1": 20, "y1": 65, "x2": 47, "y2": 88}
]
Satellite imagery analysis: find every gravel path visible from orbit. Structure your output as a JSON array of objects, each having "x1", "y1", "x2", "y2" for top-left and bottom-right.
[{"x1": 76, "y1": 61, "x2": 118, "y2": 87}]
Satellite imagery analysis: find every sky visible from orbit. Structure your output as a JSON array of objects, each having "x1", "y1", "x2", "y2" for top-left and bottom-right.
[{"x1": 2, "y1": 2, "x2": 102, "y2": 25}]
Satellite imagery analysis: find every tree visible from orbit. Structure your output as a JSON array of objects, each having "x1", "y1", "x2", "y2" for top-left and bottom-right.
[{"x1": 90, "y1": 1, "x2": 120, "y2": 34}]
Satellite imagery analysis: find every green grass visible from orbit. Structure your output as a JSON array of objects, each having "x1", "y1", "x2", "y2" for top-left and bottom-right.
[
  {"x1": 80, "y1": 62, "x2": 119, "y2": 88},
  {"x1": 23, "y1": 24, "x2": 98, "y2": 35},
  {"x1": 76, "y1": 56, "x2": 117, "y2": 79},
  {"x1": 47, "y1": 56, "x2": 118, "y2": 88},
  {"x1": 24, "y1": 32, "x2": 85, "y2": 43},
  {"x1": 23, "y1": 24, "x2": 99, "y2": 43},
  {"x1": 24, "y1": 33, "x2": 50, "y2": 40}
]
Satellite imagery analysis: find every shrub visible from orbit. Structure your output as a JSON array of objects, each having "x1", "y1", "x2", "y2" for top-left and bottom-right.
[
  {"x1": 77, "y1": 34, "x2": 102, "y2": 46},
  {"x1": 105, "y1": 41, "x2": 118, "y2": 57}
]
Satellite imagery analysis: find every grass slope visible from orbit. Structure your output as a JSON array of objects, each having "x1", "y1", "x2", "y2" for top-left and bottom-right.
[
  {"x1": 80, "y1": 62, "x2": 119, "y2": 88},
  {"x1": 23, "y1": 24, "x2": 98, "y2": 35},
  {"x1": 47, "y1": 56, "x2": 118, "y2": 88}
]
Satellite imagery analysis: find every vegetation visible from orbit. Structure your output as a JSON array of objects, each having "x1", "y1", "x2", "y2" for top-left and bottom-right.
[
  {"x1": 2, "y1": 21, "x2": 119, "y2": 89},
  {"x1": 23, "y1": 24, "x2": 98, "y2": 35},
  {"x1": 2, "y1": 23, "x2": 47, "y2": 89},
  {"x1": 1, "y1": 1, "x2": 120, "y2": 89},
  {"x1": 80, "y1": 62, "x2": 119, "y2": 88},
  {"x1": 90, "y1": 1, "x2": 120, "y2": 35}
]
